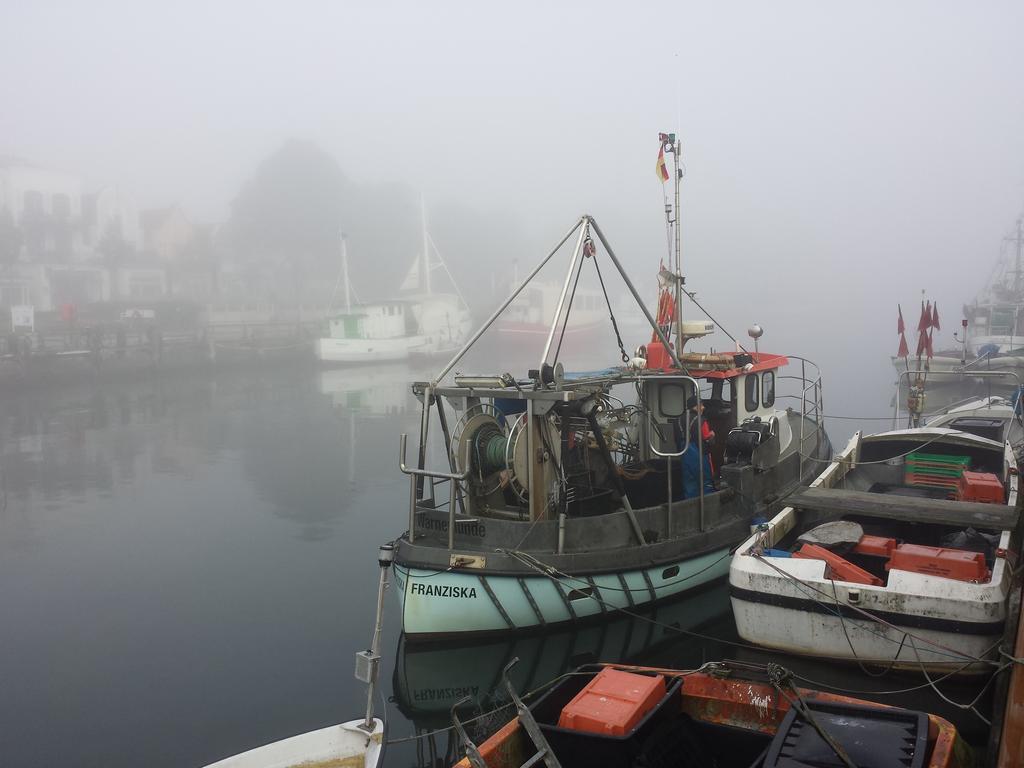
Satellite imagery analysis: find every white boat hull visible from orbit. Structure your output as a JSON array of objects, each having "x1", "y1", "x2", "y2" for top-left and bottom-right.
[
  {"x1": 729, "y1": 436, "x2": 1015, "y2": 674},
  {"x1": 203, "y1": 718, "x2": 383, "y2": 768},
  {"x1": 394, "y1": 547, "x2": 730, "y2": 638},
  {"x1": 315, "y1": 336, "x2": 422, "y2": 363}
]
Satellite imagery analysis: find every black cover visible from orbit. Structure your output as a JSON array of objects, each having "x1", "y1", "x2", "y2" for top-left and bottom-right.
[{"x1": 762, "y1": 699, "x2": 929, "y2": 768}]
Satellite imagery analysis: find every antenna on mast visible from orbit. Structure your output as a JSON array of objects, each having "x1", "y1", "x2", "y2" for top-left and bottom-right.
[{"x1": 658, "y1": 132, "x2": 684, "y2": 343}]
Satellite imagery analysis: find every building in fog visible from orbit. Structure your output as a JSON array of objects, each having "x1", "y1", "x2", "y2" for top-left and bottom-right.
[{"x1": 0, "y1": 158, "x2": 226, "y2": 318}]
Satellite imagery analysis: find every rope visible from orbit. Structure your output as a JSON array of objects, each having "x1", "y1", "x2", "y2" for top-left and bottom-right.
[
  {"x1": 795, "y1": 428, "x2": 990, "y2": 466},
  {"x1": 684, "y1": 289, "x2": 748, "y2": 354},
  {"x1": 767, "y1": 664, "x2": 857, "y2": 768},
  {"x1": 590, "y1": 243, "x2": 630, "y2": 364}
]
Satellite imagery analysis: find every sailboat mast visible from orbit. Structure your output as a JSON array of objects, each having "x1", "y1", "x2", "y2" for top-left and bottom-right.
[
  {"x1": 342, "y1": 235, "x2": 352, "y2": 314},
  {"x1": 1015, "y1": 217, "x2": 1023, "y2": 297},
  {"x1": 420, "y1": 193, "x2": 431, "y2": 295}
]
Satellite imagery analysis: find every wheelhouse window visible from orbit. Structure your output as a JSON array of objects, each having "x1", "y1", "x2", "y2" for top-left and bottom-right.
[
  {"x1": 762, "y1": 371, "x2": 776, "y2": 408},
  {"x1": 659, "y1": 382, "x2": 689, "y2": 418},
  {"x1": 745, "y1": 374, "x2": 759, "y2": 412}
]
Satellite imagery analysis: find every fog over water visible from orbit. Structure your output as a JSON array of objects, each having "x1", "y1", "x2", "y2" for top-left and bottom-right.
[
  {"x1": 4, "y1": 2, "x2": 1024, "y2": 345},
  {"x1": 2, "y1": 2, "x2": 1024, "y2": 766}
]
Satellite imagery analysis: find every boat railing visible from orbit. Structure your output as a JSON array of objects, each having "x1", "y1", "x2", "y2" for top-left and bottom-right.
[
  {"x1": 398, "y1": 432, "x2": 470, "y2": 549},
  {"x1": 778, "y1": 356, "x2": 826, "y2": 477},
  {"x1": 892, "y1": 368, "x2": 1022, "y2": 429}
]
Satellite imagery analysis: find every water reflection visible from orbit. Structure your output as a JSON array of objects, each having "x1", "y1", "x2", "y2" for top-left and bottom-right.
[{"x1": 386, "y1": 583, "x2": 733, "y2": 766}]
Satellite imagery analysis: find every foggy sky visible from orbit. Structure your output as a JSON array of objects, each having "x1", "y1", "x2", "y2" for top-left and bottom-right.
[{"x1": 4, "y1": 1, "x2": 1024, "y2": 377}]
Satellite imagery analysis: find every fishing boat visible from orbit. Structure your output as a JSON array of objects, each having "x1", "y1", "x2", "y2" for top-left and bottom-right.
[
  {"x1": 923, "y1": 393, "x2": 1024, "y2": 457},
  {"x1": 730, "y1": 421, "x2": 1020, "y2": 673},
  {"x1": 493, "y1": 275, "x2": 606, "y2": 345},
  {"x1": 448, "y1": 661, "x2": 973, "y2": 768},
  {"x1": 892, "y1": 216, "x2": 1024, "y2": 377},
  {"x1": 201, "y1": 546, "x2": 394, "y2": 768},
  {"x1": 316, "y1": 199, "x2": 472, "y2": 364},
  {"x1": 389, "y1": 134, "x2": 831, "y2": 640}
]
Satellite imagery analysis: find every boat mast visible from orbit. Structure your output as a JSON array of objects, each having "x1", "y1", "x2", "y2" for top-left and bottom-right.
[
  {"x1": 420, "y1": 193, "x2": 431, "y2": 296},
  {"x1": 341, "y1": 235, "x2": 352, "y2": 314},
  {"x1": 672, "y1": 135, "x2": 683, "y2": 346},
  {"x1": 1014, "y1": 216, "x2": 1023, "y2": 298}
]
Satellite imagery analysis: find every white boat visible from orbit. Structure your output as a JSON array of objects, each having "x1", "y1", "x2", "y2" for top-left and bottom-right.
[
  {"x1": 494, "y1": 276, "x2": 607, "y2": 343},
  {"x1": 202, "y1": 546, "x2": 394, "y2": 768},
  {"x1": 316, "y1": 198, "x2": 472, "y2": 365},
  {"x1": 204, "y1": 721, "x2": 384, "y2": 768},
  {"x1": 730, "y1": 424, "x2": 1019, "y2": 673}
]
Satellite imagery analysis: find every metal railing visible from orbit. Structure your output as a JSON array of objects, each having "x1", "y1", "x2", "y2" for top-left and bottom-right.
[
  {"x1": 892, "y1": 368, "x2": 1022, "y2": 429},
  {"x1": 398, "y1": 433, "x2": 470, "y2": 549},
  {"x1": 779, "y1": 356, "x2": 825, "y2": 477},
  {"x1": 645, "y1": 374, "x2": 702, "y2": 531}
]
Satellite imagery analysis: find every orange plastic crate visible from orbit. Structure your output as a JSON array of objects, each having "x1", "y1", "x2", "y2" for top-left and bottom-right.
[
  {"x1": 853, "y1": 535, "x2": 897, "y2": 558},
  {"x1": 792, "y1": 543, "x2": 883, "y2": 586},
  {"x1": 887, "y1": 543, "x2": 990, "y2": 583},
  {"x1": 557, "y1": 668, "x2": 666, "y2": 736},
  {"x1": 957, "y1": 471, "x2": 1005, "y2": 504}
]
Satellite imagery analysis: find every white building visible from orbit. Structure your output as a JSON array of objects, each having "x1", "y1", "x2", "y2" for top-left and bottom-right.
[{"x1": 0, "y1": 157, "x2": 86, "y2": 262}]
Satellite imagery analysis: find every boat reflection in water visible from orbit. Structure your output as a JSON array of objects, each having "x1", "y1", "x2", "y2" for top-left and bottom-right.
[{"x1": 389, "y1": 583, "x2": 731, "y2": 765}]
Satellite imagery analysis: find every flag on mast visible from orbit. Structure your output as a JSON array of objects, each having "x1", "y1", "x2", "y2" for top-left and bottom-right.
[
  {"x1": 896, "y1": 305, "x2": 909, "y2": 358},
  {"x1": 656, "y1": 145, "x2": 669, "y2": 182},
  {"x1": 915, "y1": 301, "x2": 929, "y2": 358},
  {"x1": 931, "y1": 302, "x2": 940, "y2": 331}
]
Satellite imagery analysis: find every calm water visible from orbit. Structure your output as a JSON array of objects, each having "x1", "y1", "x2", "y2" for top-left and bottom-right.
[{"x1": 0, "y1": 361, "x2": 995, "y2": 766}]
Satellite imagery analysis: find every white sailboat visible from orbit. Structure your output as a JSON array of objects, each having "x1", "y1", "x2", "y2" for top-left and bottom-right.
[{"x1": 315, "y1": 198, "x2": 472, "y2": 365}]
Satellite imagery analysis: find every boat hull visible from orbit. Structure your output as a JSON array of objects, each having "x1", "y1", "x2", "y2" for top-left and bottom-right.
[
  {"x1": 394, "y1": 547, "x2": 730, "y2": 638},
  {"x1": 203, "y1": 718, "x2": 383, "y2": 768},
  {"x1": 315, "y1": 336, "x2": 421, "y2": 363},
  {"x1": 729, "y1": 587, "x2": 1004, "y2": 673}
]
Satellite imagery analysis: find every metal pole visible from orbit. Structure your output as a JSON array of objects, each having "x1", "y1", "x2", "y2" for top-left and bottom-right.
[
  {"x1": 588, "y1": 217, "x2": 688, "y2": 372},
  {"x1": 405, "y1": 439, "x2": 418, "y2": 542},
  {"x1": 666, "y1": 455, "x2": 673, "y2": 534},
  {"x1": 696, "y1": 403, "x2": 705, "y2": 531},
  {"x1": 673, "y1": 138, "x2": 684, "y2": 348},
  {"x1": 447, "y1": 475, "x2": 457, "y2": 550},
  {"x1": 415, "y1": 385, "x2": 432, "y2": 502},
  {"x1": 540, "y1": 220, "x2": 590, "y2": 369},
  {"x1": 363, "y1": 543, "x2": 393, "y2": 729},
  {"x1": 433, "y1": 218, "x2": 585, "y2": 384}
]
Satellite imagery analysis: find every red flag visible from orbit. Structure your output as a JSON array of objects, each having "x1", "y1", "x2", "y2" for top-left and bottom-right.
[
  {"x1": 931, "y1": 302, "x2": 940, "y2": 331},
  {"x1": 897, "y1": 332, "x2": 909, "y2": 358},
  {"x1": 897, "y1": 305, "x2": 905, "y2": 335},
  {"x1": 918, "y1": 301, "x2": 930, "y2": 333},
  {"x1": 925, "y1": 329, "x2": 934, "y2": 359},
  {"x1": 916, "y1": 329, "x2": 927, "y2": 357}
]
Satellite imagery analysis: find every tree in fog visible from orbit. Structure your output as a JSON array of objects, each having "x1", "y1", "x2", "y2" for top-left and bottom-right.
[
  {"x1": 228, "y1": 139, "x2": 349, "y2": 305},
  {"x1": 227, "y1": 139, "x2": 425, "y2": 308}
]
